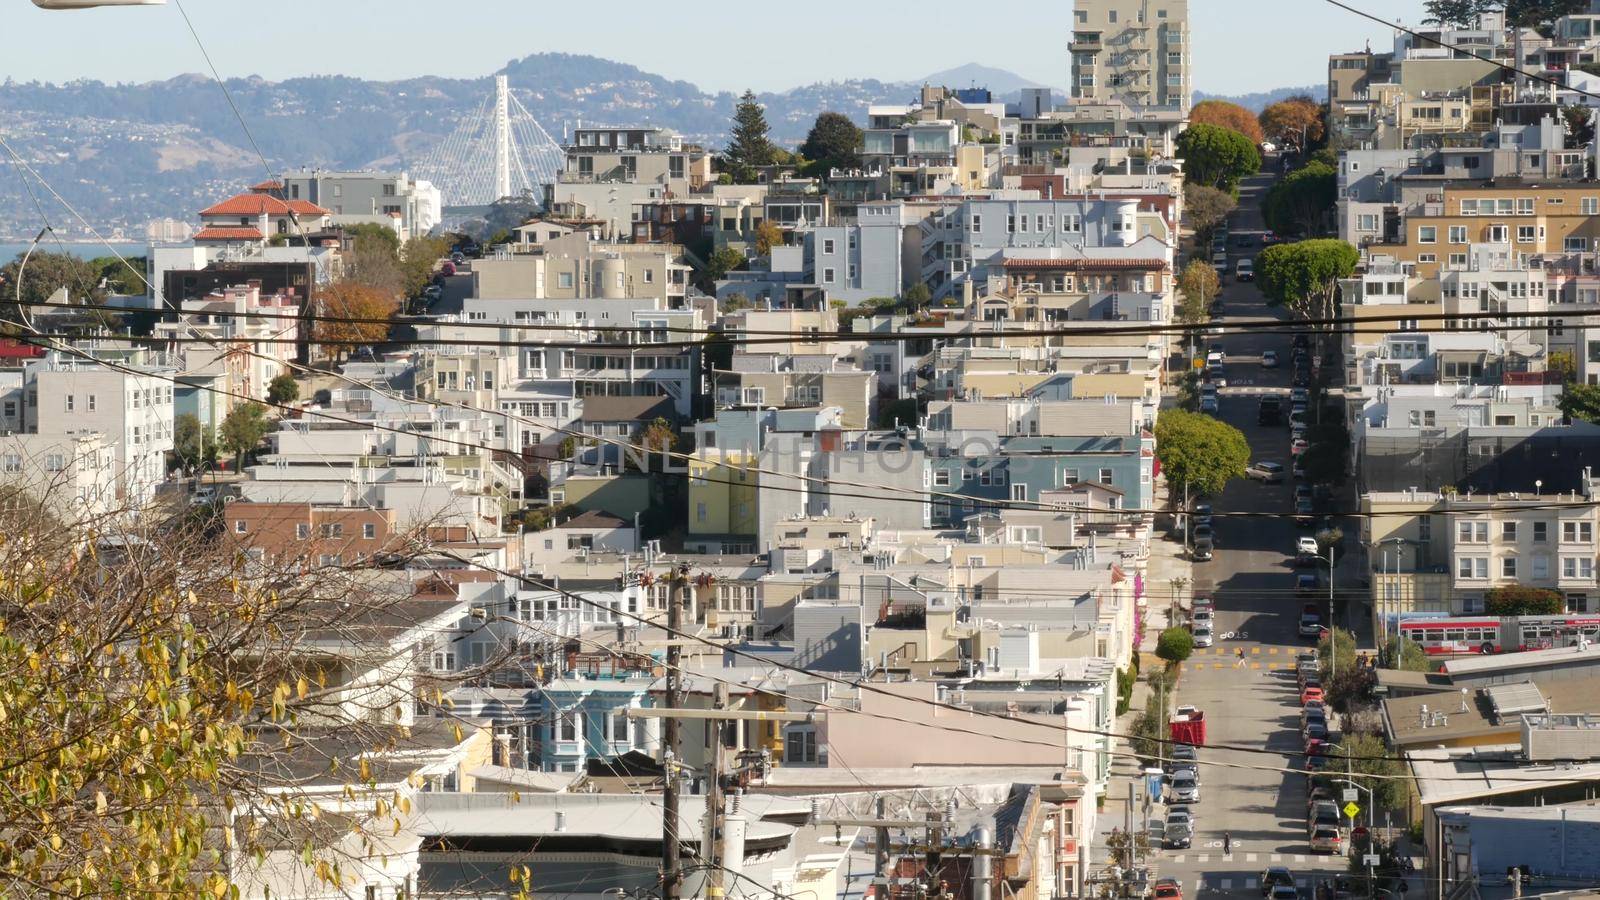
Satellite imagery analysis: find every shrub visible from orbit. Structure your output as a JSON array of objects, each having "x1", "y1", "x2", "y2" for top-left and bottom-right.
[{"x1": 1155, "y1": 627, "x2": 1195, "y2": 664}]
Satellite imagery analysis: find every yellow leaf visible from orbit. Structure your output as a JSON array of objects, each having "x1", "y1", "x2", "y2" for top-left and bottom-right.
[
  {"x1": 95, "y1": 792, "x2": 107, "y2": 816},
  {"x1": 392, "y1": 817, "x2": 401, "y2": 836},
  {"x1": 296, "y1": 677, "x2": 308, "y2": 700},
  {"x1": 49, "y1": 834, "x2": 62, "y2": 851}
]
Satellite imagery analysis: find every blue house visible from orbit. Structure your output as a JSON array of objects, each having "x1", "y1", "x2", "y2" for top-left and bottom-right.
[{"x1": 533, "y1": 675, "x2": 659, "y2": 773}]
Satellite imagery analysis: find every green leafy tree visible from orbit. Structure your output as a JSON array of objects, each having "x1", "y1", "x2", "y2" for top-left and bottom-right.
[
  {"x1": 1176, "y1": 260, "x2": 1218, "y2": 328},
  {"x1": 267, "y1": 372, "x2": 301, "y2": 405},
  {"x1": 1256, "y1": 239, "x2": 1359, "y2": 322},
  {"x1": 1483, "y1": 585, "x2": 1564, "y2": 616},
  {"x1": 1423, "y1": 0, "x2": 1497, "y2": 26},
  {"x1": 399, "y1": 235, "x2": 452, "y2": 297},
  {"x1": 723, "y1": 90, "x2": 777, "y2": 182},
  {"x1": 1560, "y1": 382, "x2": 1600, "y2": 423},
  {"x1": 88, "y1": 254, "x2": 147, "y2": 296},
  {"x1": 172, "y1": 412, "x2": 217, "y2": 473},
  {"x1": 1263, "y1": 161, "x2": 1337, "y2": 237},
  {"x1": 1153, "y1": 409, "x2": 1251, "y2": 498},
  {"x1": 1506, "y1": 0, "x2": 1586, "y2": 30},
  {"x1": 1155, "y1": 626, "x2": 1195, "y2": 663},
  {"x1": 1550, "y1": 349, "x2": 1577, "y2": 384},
  {"x1": 219, "y1": 402, "x2": 273, "y2": 471},
  {"x1": 1184, "y1": 184, "x2": 1236, "y2": 240},
  {"x1": 0, "y1": 250, "x2": 102, "y2": 308},
  {"x1": 903, "y1": 283, "x2": 931, "y2": 312},
  {"x1": 1387, "y1": 636, "x2": 1431, "y2": 672},
  {"x1": 1176, "y1": 123, "x2": 1262, "y2": 193},
  {"x1": 705, "y1": 247, "x2": 748, "y2": 284},
  {"x1": 1563, "y1": 104, "x2": 1595, "y2": 147},
  {"x1": 1341, "y1": 732, "x2": 1411, "y2": 810},
  {"x1": 798, "y1": 111, "x2": 863, "y2": 176},
  {"x1": 1190, "y1": 99, "x2": 1265, "y2": 145}
]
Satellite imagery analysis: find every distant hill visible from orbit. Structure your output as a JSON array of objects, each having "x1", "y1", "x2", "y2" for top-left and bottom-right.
[
  {"x1": 1193, "y1": 85, "x2": 1327, "y2": 113},
  {"x1": 0, "y1": 54, "x2": 1049, "y2": 239}
]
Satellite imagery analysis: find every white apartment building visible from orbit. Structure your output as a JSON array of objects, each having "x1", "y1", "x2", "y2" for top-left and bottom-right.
[
  {"x1": 0, "y1": 432, "x2": 117, "y2": 521},
  {"x1": 277, "y1": 169, "x2": 443, "y2": 240},
  {"x1": 1070, "y1": 0, "x2": 1191, "y2": 114},
  {"x1": 21, "y1": 354, "x2": 175, "y2": 509}
]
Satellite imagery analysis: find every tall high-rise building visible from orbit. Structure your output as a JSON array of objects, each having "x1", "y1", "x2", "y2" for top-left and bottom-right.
[{"x1": 1069, "y1": 0, "x2": 1191, "y2": 114}]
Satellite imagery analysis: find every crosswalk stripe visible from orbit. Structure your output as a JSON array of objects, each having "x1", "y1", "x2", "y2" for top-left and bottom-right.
[
  {"x1": 1172, "y1": 855, "x2": 1185, "y2": 863},
  {"x1": 1271, "y1": 854, "x2": 1282, "y2": 862},
  {"x1": 1246, "y1": 854, "x2": 1258, "y2": 862},
  {"x1": 1213, "y1": 663, "x2": 1224, "y2": 670},
  {"x1": 1219, "y1": 879, "x2": 1232, "y2": 890},
  {"x1": 1297, "y1": 879, "x2": 1310, "y2": 888},
  {"x1": 1295, "y1": 854, "x2": 1307, "y2": 863},
  {"x1": 1197, "y1": 855, "x2": 1209, "y2": 863},
  {"x1": 1269, "y1": 647, "x2": 1280, "y2": 655},
  {"x1": 1251, "y1": 646, "x2": 1262, "y2": 655},
  {"x1": 1268, "y1": 662, "x2": 1280, "y2": 670},
  {"x1": 1246, "y1": 878, "x2": 1259, "y2": 889},
  {"x1": 1251, "y1": 662, "x2": 1261, "y2": 669}
]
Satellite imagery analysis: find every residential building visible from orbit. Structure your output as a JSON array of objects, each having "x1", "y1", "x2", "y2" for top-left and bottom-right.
[
  {"x1": 275, "y1": 169, "x2": 442, "y2": 240},
  {"x1": 472, "y1": 231, "x2": 691, "y2": 305},
  {"x1": 194, "y1": 181, "x2": 331, "y2": 243},
  {"x1": 543, "y1": 126, "x2": 711, "y2": 234},
  {"x1": 1069, "y1": 0, "x2": 1191, "y2": 114},
  {"x1": 0, "y1": 431, "x2": 116, "y2": 521}
]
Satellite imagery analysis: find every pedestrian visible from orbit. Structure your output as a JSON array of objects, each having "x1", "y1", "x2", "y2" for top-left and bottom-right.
[
  {"x1": 1224, "y1": 832, "x2": 1232, "y2": 855},
  {"x1": 1235, "y1": 648, "x2": 1246, "y2": 668}
]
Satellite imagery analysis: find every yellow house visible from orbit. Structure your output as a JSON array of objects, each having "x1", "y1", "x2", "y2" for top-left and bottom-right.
[
  {"x1": 1368, "y1": 183, "x2": 1600, "y2": 283},
  {"x1": 687, "y1": 450, "x2": 758, "y2": 540}
]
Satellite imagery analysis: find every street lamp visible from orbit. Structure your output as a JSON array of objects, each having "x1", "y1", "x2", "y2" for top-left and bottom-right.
[{"x1": 1335, "y1": 778, "x2": 1378, "y2": 891}]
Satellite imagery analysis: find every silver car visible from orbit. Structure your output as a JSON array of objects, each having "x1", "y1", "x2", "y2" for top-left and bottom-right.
[
  {"x1": 1193, "y1": 623, "x2": 1215, "y2": 648},
  {"x1": 1168, "y1": 772, "x2": 1200, "y2": 804}
]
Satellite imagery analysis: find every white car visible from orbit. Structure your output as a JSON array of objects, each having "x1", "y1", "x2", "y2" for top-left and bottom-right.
[
  {"x1": 1192, "y1": 623, "x2": 1215, "y2": 648},
  {"x1": 1297, "y1": 537, "x2": 1319, "y2": 557},
  {"x1": 1262, "y1": 350, "x2": 1279, "y2": 368}
]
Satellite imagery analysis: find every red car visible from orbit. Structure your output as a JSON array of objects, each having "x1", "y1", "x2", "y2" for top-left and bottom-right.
[
  {"x1": 1154, "y1": 878, "x2": 1183, "y2": 900},
  {"x1": 1302, "y1": 686, "x2": 1325, "y2": 705},
  {"x1": 440, "y1": 261, "x2": 457, "y2": 276}
]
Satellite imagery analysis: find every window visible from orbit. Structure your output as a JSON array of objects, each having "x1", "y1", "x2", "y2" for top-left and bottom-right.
[
  {"x1": 784, "y1": 726, "x2": 818, "y2": 764},
  {"x1": 970, "y1": 213, "x2": 983, "y2": 231},
  {"x1": 1564, "y1": 521, "x2": 1594, "y2": 543},
  {"x1": 934, "y1": 469, "x2": 951, "y2": 487},
  {"x1": 822, "y1": 267, "x2": 835, "y2": 284},
  {"x1": 1458, "y1": 556, "x2": 1488, "y2": 579},
  {"x1": 1567, "y1": 237, "x2": 1588, "y2": 252},
  {"x1": 235, "y1": 520, "x2": 247, "y2": 534},
  {"x1": 1099, "y1": 468, "x2": 1115, "y2": 485},
  {"x1": 1358, "y1": 214, "x2": 1378, "y2": 232},
  {"x1": 559, "y1": 711, "x2": 580, "y2": 743},
  {"x1": 1518, "y1": 225, "x2": 1537, "y2": 244},
  {"x1": 1418, "y1": 226, "x2": 1437, "y2": 244},
  {"x1": 558, "y1": 272, "x2": 574, "y2": 289},
  {"x1": 611, "y1": 711, "x2": 630, "y2": 743},
  {"x1": 1449, "y1": 226, "x2": 1468, "y2": 244},
  {"x1": 431, "y1": 650, "x2": 455, "y2": 671},
  {"x1": 296, "y1": 523, "x2": 309, "y2": 540},
  {"x1": 1564, "y1": 556, "x2": 1595, "y2": 580},
  {"x1": 64, "y1": 395, "x2": 73, "y2": 412},
  {"x1": 1502, "y1": 522, "x2": 1518, "y2": 541},
  {"x1": 1449, "y1": 253, "x2": 1468, "y2": 268},
  {"x1": 1011, "y1": 484, "x2": 1028, "y2": 501},
  {"x1": 43, "y1": 453, "x2": 63, "y2": 472},
  {"x1": 1534, "y1": 521, "x2": 1549, "y2": 542},
  {"x1": 695, "y1": 502, "x2": 707, "y2": 523},
  {"x1": 1584, "y1": 197, "x2": 1599, "y2": 215},
  {"x1": 1502, "y1": 557, "x2": 1518, "y2": 579},
  {"x1": 1418, "y1": 254, "x2": 1437, "y2": 264},
  {"x1": 1458, "y1": 520, "x2": 1489, "y2": 543},
  {"x1": 1533, "y1": 555, "x2": 1551, "y2": 579},
  {"x1": 363, "y1": 523, "x2": 376, "y2": 539},
  {"x1": 823, "y1": 239, "x2": 835, "y2": 254}
]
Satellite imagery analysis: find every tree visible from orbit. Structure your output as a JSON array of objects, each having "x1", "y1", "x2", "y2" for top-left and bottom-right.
[
  {"x1": 1190, "y1": 99, "x2": 1265, "y2": 145},
  {"x1": 1155, "y1": 626, "x2": 1195, "y2": 663},
  {"x1": 342, "y1": 225, "x2": 406, "y2": 298},
  {"x1": 1263, "y1": 161, "x2": 1337, "y2": 237},
  {"x1": 635, "y1": 417, "x2": 679, "y2": 455},
  {"x1": 1176, "y1": 260, "x2": 1219, "y2": 329},
  {"x1": 399, "y1": 235, "x2": 451, "y2": 298},
  {"x1": 219, "y1": 401, "x2": 273, "y2": 470},
  {"x1": 754, "y1": 220, "x2": 784, "y2": 256},
  {"x1": 314, "y1": 281, "x2": 396, "y2": 360},
  {"x1": 1341, "y1": 732, "x2": 1411, "y2": 810},
  {"x1": 723, "y1": 90, "x2": 777, "y2": 183},
  {"x1": 172, "y1": 412, "x2": 216, "y2": 474},
  {"x1": 798, "y1": 111, "x2": 863, "y2": 176},
  {"x1": 1176, "y1": 123, "x2": 1261, "y2": 193},
  {"x1": 1260, "y1": 97, "x2": 1326, "y2": 153},
  {"x1": 1256, "y1": 239, "x2": 1360, "y2": 322},
  {"x1": 1387, "y1": 636, "x2": 1431, "y2": 672},
  {"x1": 88, "y1": 254, "x2": 147, "y2": 296},
  {"x1": 1506, "y1": 0, "x2": 1587, "y2": 30},
  {"x1": 1483, "y1": 585, "x2": 1565, "y2": 616},
  {"x1": 903, "y1": 283, "x2": 931, "y2": 312},
  {"x1": 1561, "y1": 382, "x2": 1600, "y2": 423},
  {"x1": 0, "y1": 250, "x2": 102, "y2": 309},
  {"x1": 1315, "y1": 526, "x2": 1344, "y2": 562},
  {"x1": 1184, "y1": 184, "x2": 1236, "y2": 240},
  {"x1": 704, "y1": 247, "x2": 748, "y2": 285},
  {"x1": 1563, "y1": 105, "x2": 1595, "y2": 147},
  {"x1": 267, "y1": 372, "x2": 301, "y2": 405},
  {"x1": 1153, "y1": 409, "x2": 1251, "y2": 498},
  {"x1": 1423, "y1": 0, "x2": 1497, "y2": 26}
]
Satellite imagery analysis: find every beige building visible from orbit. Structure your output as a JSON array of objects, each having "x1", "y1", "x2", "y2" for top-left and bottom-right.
[
  {"x1": 472, "y1": 232, "x2": 690, "y2": 304},
  {"x1": 1070, "y1": 0, "x2": 1190, "y2": 114}
]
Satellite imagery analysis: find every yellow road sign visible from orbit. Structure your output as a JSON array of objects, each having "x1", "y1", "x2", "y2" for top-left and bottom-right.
[{"x1": 1343, "y1": 802, "x2": 1361, "y2": 819}]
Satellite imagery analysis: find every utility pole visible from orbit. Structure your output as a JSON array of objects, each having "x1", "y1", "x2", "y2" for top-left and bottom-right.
[
  {"x1": 706, "y1": 681, "x2": 729, "y2": 900},
  {"x1": 661, "y1": 562, "x2": 689, "y2": 900}
]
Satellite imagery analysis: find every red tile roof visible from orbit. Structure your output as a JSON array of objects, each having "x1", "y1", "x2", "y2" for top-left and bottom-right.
[
  {"x1": 250, "y1": 180, "x2": 283, "y2": 191},
  {"x1": 193, "y1": 226, "x2": 265, "y2": 242},
  {"x1": 0, "y1": 339, "x2": 45, "y2": 360},
  {"x1": 199, "y1": 193, "x2": 329, "y2": 218}
]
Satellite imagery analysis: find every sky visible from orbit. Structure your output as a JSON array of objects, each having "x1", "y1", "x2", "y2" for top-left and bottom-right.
[{"x1": 5, "y1": 0, "x2": 1433, "y2": 96}]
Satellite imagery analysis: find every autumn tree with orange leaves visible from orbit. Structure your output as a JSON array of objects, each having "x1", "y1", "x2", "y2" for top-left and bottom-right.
[
  {"x1": 314, "y1": 280, "x2": 396, "y2": 361},
  {"x1": 1260, "y1": 97, "x2": 1326, "y2": 152},
  {"x1": 1190, "y1": 100, "x2": 1264, "y2": 146}
]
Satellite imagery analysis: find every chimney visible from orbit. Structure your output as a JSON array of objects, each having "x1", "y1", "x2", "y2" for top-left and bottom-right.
[
  {"x1": 1419, "y1": 703, "x2": 1430, "y2": 728},
  {"x1": 554, "y1": 810, "x2": 567, "y2": 833}
]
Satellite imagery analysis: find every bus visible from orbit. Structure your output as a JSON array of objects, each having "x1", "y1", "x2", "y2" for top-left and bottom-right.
[{"x1": 1395, "y1": 615, "x2": 1600, "y2": 656}]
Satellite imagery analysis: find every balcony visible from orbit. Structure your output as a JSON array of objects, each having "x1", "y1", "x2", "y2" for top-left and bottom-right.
[{"x1": 1070, "y1": 31, "x2": 1103, "y2": 51}]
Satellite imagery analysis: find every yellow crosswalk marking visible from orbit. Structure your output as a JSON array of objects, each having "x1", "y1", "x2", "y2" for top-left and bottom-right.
[
  {"x1": 1269, "y1": 647, "x2": 1280, "y2": 655},
  {"x1": 1268, "y1": 662, "x2": 1280, "y2": 670},
  {"x1": 1251, "y1": 646, "x2": 1262, "y2": 655},
  {"x1": 1213, "y1": 663, "x2": 1224, "y2": 670},
  {"x1": 1250, "y1": 662, "x2": 1262, "y2": 669}
]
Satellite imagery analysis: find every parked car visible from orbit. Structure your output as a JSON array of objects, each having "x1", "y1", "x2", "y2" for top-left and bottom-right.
[
  {"x1": 1192, "y1": 622, "x2": 1215, "y2": 648},
  {"x1": 190, "y1": 485, "x2": 217, "y2": 506},
  {"x1": 1193, "y1": 539, "x2": 1214, "y2": 561},
  {"x1": 1295, "y1": 498, "x2": 1316, "y2": 525},
  {"x1": 1193, "y1": 503, "x2": 1213, "y2": 526},
  {"x1": 1303, "y1": 719, "x2": 1330, "y2": 742},
  {"x1": 1309, "y1": 800, "x2": 1341, "y2": 831},
  {"x1": 1302, "y1": 685, "x2": 1326, "y2": 705},
  {"x1": 1205, "y1": 366, "x2": 1228, "y2": 388},
  {"x1": 1199, "y1": 394, "x2": 1220, "y2": 414},
  {"x1": 1154, "y1": 878, "x2": 1184, "y2": 900},
  {"x1": 440, "y1": 261, "x2": 457, "y2": 276},
  {"x1": 1192, "y1": 607, "x2": 1215, "y2": 626},
  {"x1": 1164, "y1": 809, "x2": 1194, "y2": 849},
  {"x1": 1290, "y1": 387, "x2": 1310, "y2": 404},
  {"x1": 1291, "y1": 438, "x2": 1310, "y2": 457},
  {"x1": 1293, "y1": 458, "x2": 1308, "y2": 480},
  {"x1": 1296, "y1": 573, "x2": 1319, "y2": 594},
  {"x1": 1262, "y1": 350, "x2": 1279, "y2": 368},
  {"x1": 1166, "y1": 744, "x2": 1198, "y2": 773},
  {"x1": 1247, "y1": 461, "x2": 1285, "y2": 483},
  {"x1": 1192, "y1": 524, "x2": 1214, "y2": 544},
  {"x1": 1168, "y1": 771, "x2": 1200, "y2": 804},
  {"x1": 1193, "y1": 594, "x2": 1214, "y2": 614}
]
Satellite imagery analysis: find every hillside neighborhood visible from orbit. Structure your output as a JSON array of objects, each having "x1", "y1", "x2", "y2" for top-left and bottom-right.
[{"x1": 11, "y1": 1, "x2": 1600, "y2": 899}]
